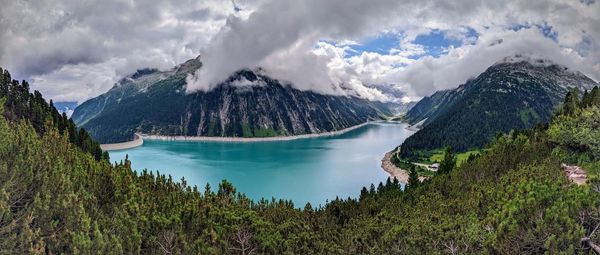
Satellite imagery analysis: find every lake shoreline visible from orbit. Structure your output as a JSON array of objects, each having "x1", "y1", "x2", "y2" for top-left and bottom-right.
[
  {"x1": 109, "y1": 122, "x2": 415, "y2": 207},
  {"x1": 101, "y1": 121, "x2": 376, "y2": 151},
  {"x1": 381, "y1": 151, "x2": 410, "y2": 183},
  {"x1": 139, "y1": 122, "x2": 373, "y2": 143},
  {"x1": 100, "y1": 133, "x2": 144, "y2": 151}
]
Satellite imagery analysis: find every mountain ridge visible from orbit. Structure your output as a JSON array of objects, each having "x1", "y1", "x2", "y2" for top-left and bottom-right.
[
  {"x1": 72, "y1": 57, "x2": 393, "y2": 143},
  {"x1": 400, "y1": 56, "x2": 598, "y2": 157},
  {"x1": 4, "y1": 63, "x2": 600, "y2": 254},
  {"x1": 406, "y1": 56, "x2": 597, "y2": 126}
]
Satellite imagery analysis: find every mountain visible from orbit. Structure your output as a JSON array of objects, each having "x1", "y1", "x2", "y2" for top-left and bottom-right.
[
  {"x1": 52, "y1": 101, "x2": 78, "y2": 117},
  {"x1": 365, "y1": 84, "x2": 417, "y2": 114},
  {"x1": 72, "y1": 56, "x2": 391, "y2": 143},
  {"x1": 403, "y1": 88, "x2": 463, "y2": 126},
  {"x1": 4, "y1": 63, "x2": 600, "y2": 254},
  {"x1": 400, "y1": 55, "x2": 598, "y2": 157}
]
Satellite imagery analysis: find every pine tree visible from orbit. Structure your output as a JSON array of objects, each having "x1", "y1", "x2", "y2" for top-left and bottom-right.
[
  {"x1": 360, "y1": 186, "x2": 369, "y2": 200},
  {"x1": 304, "y1": 202, "x2": 313, "y2": 213},
  {"x1": 438, "y1": 147, "x2": 457, "y2": 174},
  {"x1": 562, "y1": 89, "x2": 580, "y2": 116},
  {"x1": 407, "y1": 165, "x2": 420, "y2": 189},
  {"x1": 369, "y1": 183, "x2": 376, "y2": 195},
  {"x1": 581, "y1": 90, "x2": 592, "y2": 108},
  {"x1": 591, "y1": 86, "x2": 600, "y2": 106}
]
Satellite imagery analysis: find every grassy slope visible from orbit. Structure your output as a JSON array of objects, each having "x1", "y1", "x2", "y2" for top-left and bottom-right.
[{"x1": 430, "y1": 149, "x2": 482, "y2": 166}]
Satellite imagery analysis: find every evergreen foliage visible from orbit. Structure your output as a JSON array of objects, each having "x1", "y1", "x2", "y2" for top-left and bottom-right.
[
  {"x1": 407, "y1": 165, "x2": 420, "y2": 190},
  {"x1": 2, "y1": 65, "x2": 600, "y2": 253},
  {"x1": 400, "y1": 61, "x2": 598, "y2": 158},
  {"x1": 0, "y1": 67, "x2": 106, "y2": 161},
  {"x1": 562, "y1": 89, "x2": 580, "y2": 116},
  {"x1": 437, "y1": 147, "x2": 457, "y2": 175}
]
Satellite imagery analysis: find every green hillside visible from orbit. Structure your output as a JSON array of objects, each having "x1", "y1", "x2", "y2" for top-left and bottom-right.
[
  {"x1": 400, "y1": 58, "x2": 598, "y2": 158},
  {"x1": 3, "y1": 66, "x2": 600, "y2": 254}
]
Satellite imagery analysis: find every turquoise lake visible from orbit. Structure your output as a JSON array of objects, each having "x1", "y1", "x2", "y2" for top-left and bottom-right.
[{"x1": 110, "y1": 122, "x2": 414, "y2": 207}]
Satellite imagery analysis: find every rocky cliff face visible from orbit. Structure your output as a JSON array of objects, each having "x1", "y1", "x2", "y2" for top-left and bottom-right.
[{"x1": 73, "y1": 57, "x2": 390, "y2": 143}]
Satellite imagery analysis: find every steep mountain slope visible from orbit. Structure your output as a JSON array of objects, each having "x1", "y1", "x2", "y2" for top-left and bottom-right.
[
  {"x1": 4, "y1": 63, "x2": 600, "y2": 253},
  {"x1": 400, "y1": 56, "x2": 598, "y2": 156},
  {"x1": 403, "y1": 88, "x2": 463, "y2": 126},
  {"x1": 72, "y1": 57, "x2": 390, "y2": 143}
]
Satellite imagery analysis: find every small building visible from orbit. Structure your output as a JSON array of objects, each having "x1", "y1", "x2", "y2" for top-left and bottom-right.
[{"x1": 430, "y1": 163, "x2": 440, "y2": 171}]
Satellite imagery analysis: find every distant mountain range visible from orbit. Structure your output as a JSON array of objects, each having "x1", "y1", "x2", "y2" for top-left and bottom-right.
[
  {"x1": 72, "y1": 56, "x2": 396, "y2": 143},
  {"x1": 52, "y1": 101, "x2": 77, "y2": 117},
  {"x1": 400, "y1": 55, "x2": 598, "y2": 157},
  {"x1": 365, "y1": 84, "x2": 417, "y2": 113}
]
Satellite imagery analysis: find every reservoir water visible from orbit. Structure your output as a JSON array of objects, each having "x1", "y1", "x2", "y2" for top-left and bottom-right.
[{"x1": 110, "y1": 122, "x2": 414, "y2": 207}]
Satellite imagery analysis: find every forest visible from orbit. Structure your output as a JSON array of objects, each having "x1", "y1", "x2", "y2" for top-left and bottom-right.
[
  {"x1": 0, "y1": 68, "x2": 106, "y2": 161},
  {"x1": 2, "y1": 66, "x2": 600, "y2": 254},
  {"x1": 397, "y1": 60, "x2": 599, "y2": 160}
]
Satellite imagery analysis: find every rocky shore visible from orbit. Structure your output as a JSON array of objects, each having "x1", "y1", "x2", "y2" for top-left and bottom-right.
[
  {"x1": 380, "y1": 151, "x2": 410, "y2": 183},
  {"x1": 140, "y1": 122, "x2": 370, "y2": 143},
  {"x1": 100, "y1": 134, "x2": 144, "y2": 151},
  {"x1": 100, "y1": 122, "x2": 373, "y2": 150}
]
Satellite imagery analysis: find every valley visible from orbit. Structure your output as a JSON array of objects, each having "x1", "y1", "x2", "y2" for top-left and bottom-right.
[
  {"x1": 4, "y1": 66, "x2": 600, "y2": 253},
  {"x1": 2, "y1": 0, "x2": 600, "y2": 250},
  {"x1": 109, "y1": 122, "x2": 414, "y2": 207},
  {"x1": 4, "y1": 46, "x2": 600, "y2": 253}
]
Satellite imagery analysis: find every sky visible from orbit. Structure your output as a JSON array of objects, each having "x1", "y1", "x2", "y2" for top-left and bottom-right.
[{"x1": 0, "y1": 0, "x2": 599, "y2": 103}]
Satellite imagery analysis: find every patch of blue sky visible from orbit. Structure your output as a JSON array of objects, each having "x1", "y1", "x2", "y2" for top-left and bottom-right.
[
  {"x1": 413, "y1": 28, "x2": 479, "y2": 58},
  {"x1": 345, "y1": 32, "x2": 402, "y2": 57},
  {"x1": 52, "y1": 101, "x2": 78, "y2": 114},
  {"x1": 319, "y1": 27, "x2": 479, "y2": 60},
  {"x1": 509, "y1": 22, "x2": 558, "y2": 42},
  {"x1": 231, "y1": 0, "x2": 242, "y2": 12},
  {"x1": 460, "y1": 27, "x2": 480, "y2": 44}
]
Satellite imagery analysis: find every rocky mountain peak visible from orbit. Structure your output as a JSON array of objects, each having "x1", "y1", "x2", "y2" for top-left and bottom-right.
[{"x1": 176, "y1": 55, "x2": 203, "y2": 74}]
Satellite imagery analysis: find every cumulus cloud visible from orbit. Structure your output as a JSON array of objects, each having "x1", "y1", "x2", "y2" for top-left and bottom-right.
[
  {"x1": 389, "y1": 28, "x2": 600, "y2": 97},
  {"x1": 1, "y1": 0, "x2": 599, "y2": 102},
  {"x1": 185, "y1": 0, "x2": 600, "y2": 99},
  {"x1": 0, "y1": 0, "x2": 253, "y2": 101},
  {"x1": 186, "y1": 0, "x2": 403, "y2": 93}
]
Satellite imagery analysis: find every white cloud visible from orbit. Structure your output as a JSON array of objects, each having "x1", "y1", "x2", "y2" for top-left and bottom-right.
[
  {"x1": 186, "y1": 0, "x2": 600, "y2": 100},
  {"x1": 0, "y1": 0, "x2": 245, "y2": 101},
  {"x1": 230, "y1": 75, "x2": 267, "y2": 87},
  {"x1": 1, "y1": 0, "x2": 599, "y2": 102},
  {"x1": 391, "y1": 28, "x2": 600, "y2": 97}
]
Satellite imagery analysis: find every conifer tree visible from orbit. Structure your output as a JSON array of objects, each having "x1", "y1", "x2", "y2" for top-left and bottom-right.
[
  {"x1": 438, "y1": 147, "x2": 457, "y2": 174},
  {"x1": 407, "y1": 165, "x2": 420, "y2": 189},
  {"x1": 562, "y1": 89, "x2": 580, "y2": 116}
]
